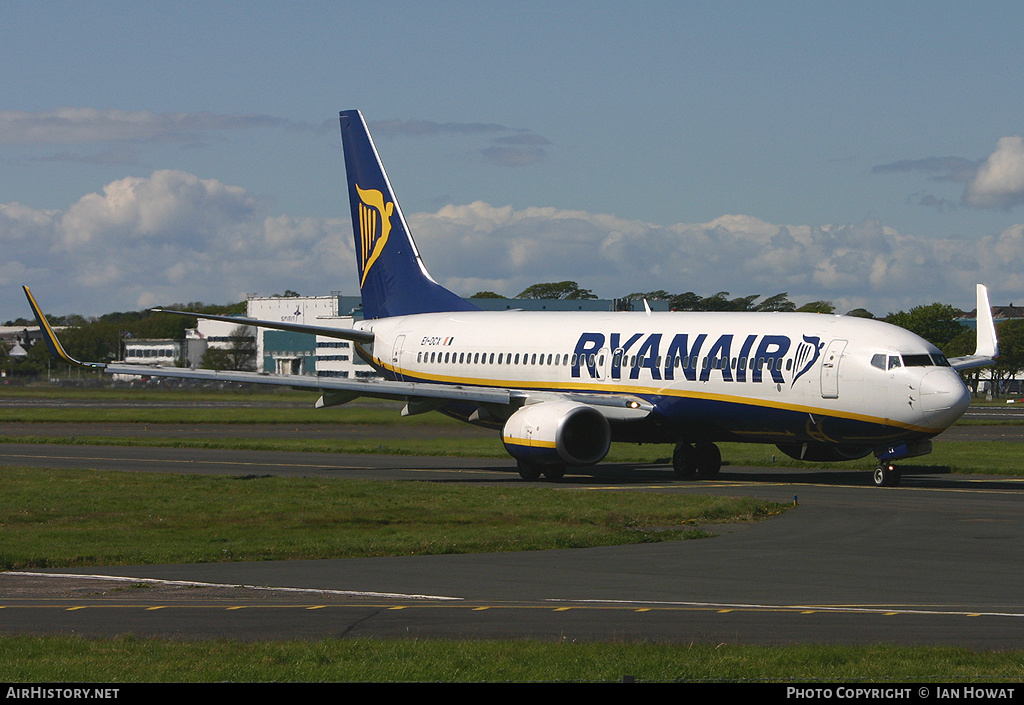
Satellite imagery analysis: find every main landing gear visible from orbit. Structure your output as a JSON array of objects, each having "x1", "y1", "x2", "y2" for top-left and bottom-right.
[
  {"x1": 873, "y1": 461, "x2": 901, "y2": 487},
  {"x1": 672, "y1": 442, "x2": 722, "y2": 479},
  {"x1": 517, "y1": 459, "x2": 565, "y2": 482}
]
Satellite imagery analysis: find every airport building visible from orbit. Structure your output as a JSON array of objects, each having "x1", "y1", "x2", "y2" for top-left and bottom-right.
[
  {"x1": 957, "y1": 303, "x2": 1024, "y2": 330},
  {"x1": 245, "y1": 294, "x2": 374, "y2": 378},
  {"x1": 0, "y1": 325, "x2": 42, "y2": 360}
]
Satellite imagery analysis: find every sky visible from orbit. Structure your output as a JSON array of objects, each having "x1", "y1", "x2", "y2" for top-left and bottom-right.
[{"x1": 3, "y1": 1, "x2": 1024, "y2": 324}]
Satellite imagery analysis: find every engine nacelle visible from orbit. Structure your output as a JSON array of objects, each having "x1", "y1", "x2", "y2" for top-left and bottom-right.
[{"x1": 502, "y1": 401, "x2": 611, "y2": 466}]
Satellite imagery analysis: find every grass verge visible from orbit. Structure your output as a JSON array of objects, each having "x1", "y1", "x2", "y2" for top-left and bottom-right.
[
  {"x1": 0, "y1": 467, "x2": 786, "y2": 569},
  {"x1": 1, "y1": 636, "x2": 1022, "y2": 682}
]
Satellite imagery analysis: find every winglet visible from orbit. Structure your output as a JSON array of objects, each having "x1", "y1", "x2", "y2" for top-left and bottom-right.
[
  {"x1": 949, "y1": 284, "x2": 999, "y2": 371},
  {"x1": 974, "y1": 284, "x2": 998, "y2": 360},
  {"x1": 22, "y1": 286, "x2": 105, "y2": 369}
]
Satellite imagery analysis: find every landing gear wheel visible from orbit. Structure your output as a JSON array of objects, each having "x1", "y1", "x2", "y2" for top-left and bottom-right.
[
  {"x1": 695, "y1": 442, "x2": 722, "y2": 479},
  {"x1": 517, "y1": 459, "x2": 542, "y2": 481},
  {"x1": 873, "y1": 463, "x2": 901, "y2": 487},
  {"x1": 672, "y1": 443, "x2": 697, "y2": 479},
  {"x1": 542, "y1": 464, "x2": 566, "y2": 482}
]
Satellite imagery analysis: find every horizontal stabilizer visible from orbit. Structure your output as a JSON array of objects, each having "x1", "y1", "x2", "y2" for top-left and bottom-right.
[{"x1": 152, "y1": 308, "x2": 375, "y2": 344}]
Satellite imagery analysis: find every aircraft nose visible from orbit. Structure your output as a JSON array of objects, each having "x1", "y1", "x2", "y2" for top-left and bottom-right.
[{"x1": 919, "y1": 369, "x2": 970, "y2": 428}]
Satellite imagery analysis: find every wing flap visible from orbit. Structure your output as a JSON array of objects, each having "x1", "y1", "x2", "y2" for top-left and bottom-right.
[{"x1": 103, "y1": 363, "x2": 512, "y2": 405}]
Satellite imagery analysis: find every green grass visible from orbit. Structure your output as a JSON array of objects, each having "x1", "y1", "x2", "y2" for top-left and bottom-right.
[
  {"x1": 1, "y1": 636, "x2": 1022, "y2": 682},
  {"x1": 0, "y1": 467, "x2": 785, "y2": 569}
]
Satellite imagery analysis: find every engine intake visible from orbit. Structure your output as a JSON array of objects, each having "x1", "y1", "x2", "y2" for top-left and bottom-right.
[{"x1": 502, "y1": 401, "x2": 611, "y2": 466}]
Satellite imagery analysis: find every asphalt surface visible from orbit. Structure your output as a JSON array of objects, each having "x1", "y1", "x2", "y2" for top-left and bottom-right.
[{"x1": 2, "y1": 407, "x2": 1024, "y2": 647}]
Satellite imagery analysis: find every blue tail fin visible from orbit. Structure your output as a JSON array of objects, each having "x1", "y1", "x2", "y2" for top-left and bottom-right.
[{"x1": 339, "y1": 110, "x2": 478, "y2": 320}]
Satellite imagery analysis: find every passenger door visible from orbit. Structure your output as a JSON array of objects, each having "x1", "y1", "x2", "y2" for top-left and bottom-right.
[{"x1": 820, "y1": 339, "x2": 847, "y2": 399}]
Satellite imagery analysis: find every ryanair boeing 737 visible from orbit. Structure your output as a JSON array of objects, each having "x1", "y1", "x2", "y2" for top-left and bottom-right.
[{"x1": 24, "y1": 110, "x2": 999, "y2": 487}]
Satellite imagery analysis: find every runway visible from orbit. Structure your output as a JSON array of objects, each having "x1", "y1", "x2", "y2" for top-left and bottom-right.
[{"x1": 3, "y1": 433, "x2": 1024, "y2": 647}]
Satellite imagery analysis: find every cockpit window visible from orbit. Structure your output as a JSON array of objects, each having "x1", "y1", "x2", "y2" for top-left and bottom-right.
[
  {"x1": 901, "y1": 354, "x2": 933, "y2": 367},
  {"x1": 873, "y1": 352, "x2": 951, "y2": 370}
]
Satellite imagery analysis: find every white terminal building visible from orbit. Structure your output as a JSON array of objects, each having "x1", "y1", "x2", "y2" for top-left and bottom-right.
[
  {"x1": 119, "y1": 294, "x2": 377, "y2": 380},
  {"x1": 245, "y1": 294, "x2": 376, "y2": 378}
]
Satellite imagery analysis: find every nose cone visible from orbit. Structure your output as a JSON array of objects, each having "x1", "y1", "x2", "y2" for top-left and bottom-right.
[{"x1": 919, "y1": 369, "x2": 970, "y2": 429}]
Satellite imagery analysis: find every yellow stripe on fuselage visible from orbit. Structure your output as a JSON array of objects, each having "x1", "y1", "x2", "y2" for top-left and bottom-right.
[{"x1": 374, "y1": 358, "x2": 942, "y2": 436}]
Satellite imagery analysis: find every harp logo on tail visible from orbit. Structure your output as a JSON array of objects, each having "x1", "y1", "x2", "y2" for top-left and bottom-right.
[{"x1": 356, "y1": 184, "x2": 394, "y2": 286}]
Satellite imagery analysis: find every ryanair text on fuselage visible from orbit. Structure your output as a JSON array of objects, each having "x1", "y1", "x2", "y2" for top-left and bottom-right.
[{"x1": 570, "y1": 330, "x2": 822, "y2": 385}]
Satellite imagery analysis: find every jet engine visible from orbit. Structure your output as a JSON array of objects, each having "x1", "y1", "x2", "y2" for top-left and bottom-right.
[{"x1": 502, "y1": 401, "x2": 611, "y2": 466}]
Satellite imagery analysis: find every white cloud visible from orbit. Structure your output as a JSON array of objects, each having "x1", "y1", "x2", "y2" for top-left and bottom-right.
[
  {"x1": 57, "y1": 170, "x2": 257, "y2": 249},
  {"x1": 4, "y1": 172, "x2": 1023, "y2": 321},
  {"x1": 1, "y1": 170, "x2": 353, "y2": 318},
  {"x1": 410, "y1": 203, "x2": 1024, "y2": 315},
  {"x1": 964, "y1": 136, "x2": 1024, "y2": 209}
]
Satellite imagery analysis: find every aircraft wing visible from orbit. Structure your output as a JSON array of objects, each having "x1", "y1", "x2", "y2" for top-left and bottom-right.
[
  {"x1": 949, "y1": 284, "x2": 999, "y2": 371},
  {"x1": 23, "y1": 286, "x2": 652, "y2": 420}
]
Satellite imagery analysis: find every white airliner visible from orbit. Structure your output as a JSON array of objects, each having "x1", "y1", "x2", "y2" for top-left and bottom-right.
[{"x1": 24, "y1": 109, "x2": 999, "y2": 487}]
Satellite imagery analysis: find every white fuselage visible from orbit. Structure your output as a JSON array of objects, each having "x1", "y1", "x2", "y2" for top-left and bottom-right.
[{"x1": 356, "y1": 310, "x2": 969, "y2": 450}]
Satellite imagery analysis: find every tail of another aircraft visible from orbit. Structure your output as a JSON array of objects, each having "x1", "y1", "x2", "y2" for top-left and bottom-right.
[{"x1": 339, "y1": 110, "x2": 478, "y2": 320}]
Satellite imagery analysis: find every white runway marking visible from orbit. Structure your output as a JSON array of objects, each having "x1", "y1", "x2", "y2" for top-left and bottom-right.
[{"x1": 6, "y1": 571, "x2": 463, "y2": 602}]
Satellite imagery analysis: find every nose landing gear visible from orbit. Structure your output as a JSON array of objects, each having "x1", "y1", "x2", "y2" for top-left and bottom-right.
[{"x1": 873, "y1": 462, "x2": 901, "y2": 487}]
